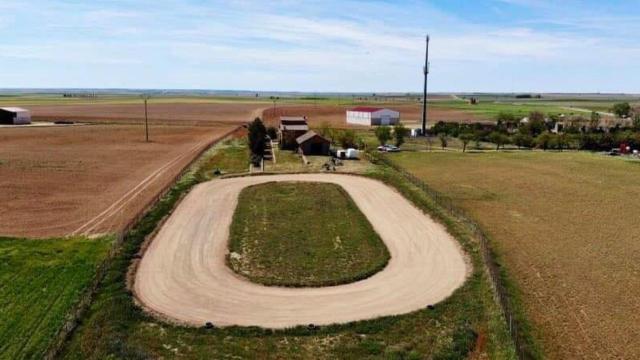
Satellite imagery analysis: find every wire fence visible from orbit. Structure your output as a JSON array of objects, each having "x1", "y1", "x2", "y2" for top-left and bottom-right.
[
  {"x1": 366, "y1": 151, "x2": 534, "y2": 360},
  {"x1": 45, "y1": 126, "x2": 242, "y2": 360}
]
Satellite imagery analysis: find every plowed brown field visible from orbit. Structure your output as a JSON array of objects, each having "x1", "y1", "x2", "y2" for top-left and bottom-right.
[
  {"x1": 29, "y1": 102, "x2": 266, "y2": 126},
  {"x1": 262, "y1": 104, "x2": 480, "y2": 128},
  {"x1": 0, "y1": 124, "x2": 236, "y2": 238}
]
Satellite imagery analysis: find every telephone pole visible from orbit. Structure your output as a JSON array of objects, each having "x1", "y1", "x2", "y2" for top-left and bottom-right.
[
  {"x1": 421, "y1": 35, "x2": 430, "y2": 136},
  {"x1": 143, "y1": 95, "x2": 149, "y2": 142}
]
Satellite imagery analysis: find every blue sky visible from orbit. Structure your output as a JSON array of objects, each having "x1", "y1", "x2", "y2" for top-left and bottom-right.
[{"x1": 1, "y1": 0, "x2": 638, "y2": 92}]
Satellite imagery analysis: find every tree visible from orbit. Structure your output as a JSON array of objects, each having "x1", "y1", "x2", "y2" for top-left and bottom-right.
[
  {"x1": 556, "y1": 133, "x2": 569, "y2": 151},
  {"x1": 459, "y1": 132, "x2": 474, "y2": 152},
  {"x1": 393, "y1": 123, "x2": 408, "y2": 147},
  {"x1": 473, "y1": 132, "x2": 483, "y2": 150},
  {"x1": 337, "y1": 129, "x2": 357, "y2": 149},
  {"x1": 266, "y1": 126, "x2": 278, "y2": 140},
  {"x1": 495, "y1": 112, "x2": 517, "y2": 133},
  {"x1": 318, "y1": 122, "x2": 334, "y2": 142},
  {"x1": 488, "y1": 131, "x2": 509, "y2": 150},
  {"x1": 438, "y1": 133, "x2": 448, "y2": 149},
  {"x1": 535, "y1": 132, "x2": 552, "y2": 151},
  {"x1": 513, "y1": 133, "x2": 533, "y2": 149},
  {"x1": 633, "y1": 114, "x2": 640, "y2": 131},
  {"x1": 247, "y1": 117, "x2": 266, "y2": 156},
  {"x1": 375, "y1": 126, "x2": 392, "y2": 145},
  {"x1": 527, "y1": 111, "x2": 546, "y2": 136},
  {"x1": 612, "y1": 102, "x2": 631, "y2": 118},
  {"x1": 247, "y1": 117, "x2": 267, "y2": 166}
]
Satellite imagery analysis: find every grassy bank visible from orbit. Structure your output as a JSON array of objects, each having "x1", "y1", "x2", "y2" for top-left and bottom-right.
[
  {"x1": 195, "y1": 137, "x2": 249, "y2": 180},
  {"x1": 0, "y1": 235, "x2": 112, "y2": 359},
  {"x1": 228, "y1": 182, "x2": 389, "y2": 287},
  {"x1": 58, "y1": 139, "x2": 516, "y2": 359},
  {"x1": 390, "y1": 150, "x2": 640, "y2": 358}
]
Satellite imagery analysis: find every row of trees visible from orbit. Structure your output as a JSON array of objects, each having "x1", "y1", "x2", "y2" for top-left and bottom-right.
[
  {"x1": 442, "y1": 128, "x2": 640, "y2": 152},
  {"x1": 374, "y1": 124, "x2": 408, "y2": 147},
  {"x1": 317, "y1": 123, "x2": 409, "y2": 149}
]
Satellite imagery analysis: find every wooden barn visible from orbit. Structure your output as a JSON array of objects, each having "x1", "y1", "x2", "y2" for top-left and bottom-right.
[
  {"x1": 278, "y1": 116, "x2": 309, "y2": 149},
  {"x1": 296, "y1": 131, "x2": 330, "y2": 155}
]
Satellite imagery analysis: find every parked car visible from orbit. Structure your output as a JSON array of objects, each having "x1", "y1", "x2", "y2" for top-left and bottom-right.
[{"x1": 378, "y1": 144, "x2": 400, "y2": 152}]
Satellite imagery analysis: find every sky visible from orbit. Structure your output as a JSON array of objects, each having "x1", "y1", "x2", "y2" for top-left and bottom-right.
[{"x1": 1, "y1": 0, "x2": 639, "y2": 93}]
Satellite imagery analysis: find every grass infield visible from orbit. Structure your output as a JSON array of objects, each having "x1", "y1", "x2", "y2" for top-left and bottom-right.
[{"x1": 227, "y1": 182, "x2": 390, "y2": 287}]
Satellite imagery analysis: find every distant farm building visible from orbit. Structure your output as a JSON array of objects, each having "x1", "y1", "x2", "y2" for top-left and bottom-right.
[
  {"x1": 296, "y1": 130, "x2": 330, "y2": 155},
  {"x1": 0, "y1": 107, "x2": 31, "y2": 125},
  {"x1": 278, "y1": 116, "x2": 309, "y2": 149},
  {"x1": 346, "y1": 107, "x2": 400, "y2": 126}
]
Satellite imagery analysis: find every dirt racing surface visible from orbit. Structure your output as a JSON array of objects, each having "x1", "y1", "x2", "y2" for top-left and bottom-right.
[
  {"x1": 0, "y1": 124, "x2": 234, "y2": 238},
  {"x1": 28, "y1": 102, "x2": 266, "y2": 126},
  {"x1": 262, "y1": 104, "x2": 480, "y2": 128},
  {"x1": 134, "y1": 174, "x2": 468, "y2": 328}
]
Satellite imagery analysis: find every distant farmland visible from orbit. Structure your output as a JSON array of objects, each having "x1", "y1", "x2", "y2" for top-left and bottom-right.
[{"x1": 391, "y1": 151, "x2": 640, "y2": 359}]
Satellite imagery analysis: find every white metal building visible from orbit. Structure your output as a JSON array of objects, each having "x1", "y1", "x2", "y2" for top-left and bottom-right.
[
  {"x1": 346, "y1": 107, "x2": 400, "y2": 126},
  {"x1": 0, "y1": 107, "x2": 32, "y2": 125}
]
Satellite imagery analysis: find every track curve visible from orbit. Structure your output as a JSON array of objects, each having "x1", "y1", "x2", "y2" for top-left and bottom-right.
[{"x1": 134, "y1": 174, "x2": 468, "y2": 328}]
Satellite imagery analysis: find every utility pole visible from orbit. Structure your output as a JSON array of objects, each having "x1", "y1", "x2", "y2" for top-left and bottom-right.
[
  {"x1": 143, "y1": 95, "x2": 149, "y2": 142},
  {"x1": 421, "y1": 35, "x2": 430, "y2": 136}
]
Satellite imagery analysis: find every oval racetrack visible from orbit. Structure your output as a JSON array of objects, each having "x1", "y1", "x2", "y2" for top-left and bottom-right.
[{"x1": 134, "y1": 174, "x2": 468, "y2": 328}]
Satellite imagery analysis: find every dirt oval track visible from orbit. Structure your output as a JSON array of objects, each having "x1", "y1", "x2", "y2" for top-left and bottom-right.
[{"x1": 134, "y1": 174, "x2": 468, "y2": 328}]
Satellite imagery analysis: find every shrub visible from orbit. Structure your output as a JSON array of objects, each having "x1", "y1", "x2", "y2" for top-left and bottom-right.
[
  {"x1": 375, "y1": 126, "x2": 392, "y2": 145},
  {"x1": 393, "y1": 124, "x2": 408, "y2": 147}
]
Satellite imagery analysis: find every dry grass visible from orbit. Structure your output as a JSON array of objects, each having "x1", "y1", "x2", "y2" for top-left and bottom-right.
[{"x1": 391, "y1": 150, "x2": 640, "y2": 359}]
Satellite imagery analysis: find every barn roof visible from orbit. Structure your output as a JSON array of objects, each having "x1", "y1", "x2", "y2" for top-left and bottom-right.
[
  {"x1": 279, "y1": 116, "x2": 309, "y2": 131},
  {"x1": 349, "y1": 106, "x2": 385, "y2": 113},
  {"x1": 296, "y1": 130, "x2": 329, "y2": 145},
  {"x1": 280, "y1": 116, "x2": 307, "y2": 123},
  {"x1": 0, "y1": 107, "x2": 30, "y2": 113}
]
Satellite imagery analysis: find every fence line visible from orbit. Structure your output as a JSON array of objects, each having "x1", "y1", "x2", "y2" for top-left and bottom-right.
[
  {"x1": 45, "y1": 126, "x2": 242, "y2": 360},
  {"x1": 365, "y1": 151, "x2": 533, "y2": 360}
]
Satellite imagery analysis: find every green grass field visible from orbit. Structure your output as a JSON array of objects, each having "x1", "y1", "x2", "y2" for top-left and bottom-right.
[
  {"x1": 0, "y1": 236, "x2": 112, "y2": 359},
  {"x1": 389, "y1": 150, "x2": 640, "y2": 359},
  {"x1": 228, "y1": 182, "x2": 390, "y2": 287},
  {"x1": 431, "y1": 99, "x2": 569, "y2": 119}
]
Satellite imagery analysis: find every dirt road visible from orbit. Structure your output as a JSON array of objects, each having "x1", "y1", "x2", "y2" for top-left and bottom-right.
[{"x1": 134, "y1": 174, "x2": 468, "y2": 328}]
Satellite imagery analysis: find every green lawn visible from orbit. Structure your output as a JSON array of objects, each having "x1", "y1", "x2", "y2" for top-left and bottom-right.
[
  {"x1": 389, "y1": 150, "x2": 640, "y2": 358},
  {"x1": 0, "y1": 236, "x2": 112, "y2": 359},
  {"x1": 228, "y1": 182, "x2": 390, "y2": 287}
]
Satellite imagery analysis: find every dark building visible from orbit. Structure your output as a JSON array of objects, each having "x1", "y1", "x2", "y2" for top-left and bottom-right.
[
  {"x1": 296, "y1": 131, "x2": 331, "y2": 155},
  {"x1": 0, "y1": 107, "x2": 31, "y2": 125},
  {"x1": 278, "y1": 116, "x2": 309, "y2": 149}
]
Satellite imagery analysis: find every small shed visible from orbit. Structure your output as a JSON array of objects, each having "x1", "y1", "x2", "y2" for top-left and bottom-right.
[
  {"x1": 279, "y1": 116, "x2": 309, "y2": 149},
  {"x1": 296, "y1": 131, "x2": 330, "y2": 155},
  {"x1": 346, "y1": 107, "x2": 400, "y2": 126},
  {"x1": 0, "y1": 107, "x2": 31, "y2": 125}
]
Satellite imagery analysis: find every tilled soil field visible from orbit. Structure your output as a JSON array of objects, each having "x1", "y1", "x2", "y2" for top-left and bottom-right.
[
  {"x1": 0, "y1": 124, "x2": 235, "y2": 238},
  {"x1": 262, "y1": 103, "x2": 481, "y2": 128},
  {"x1": 29, "y1": 102, "x2": 266, "y2": 126}
]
